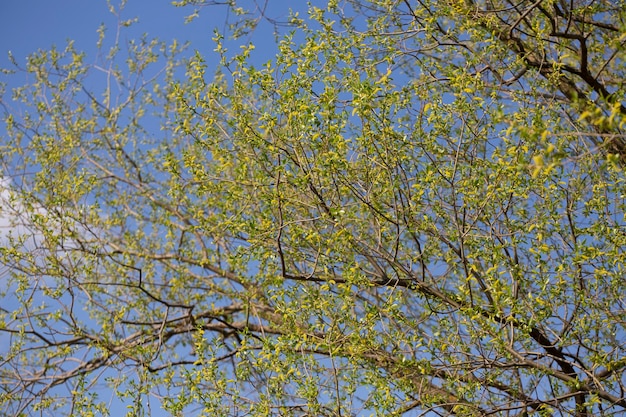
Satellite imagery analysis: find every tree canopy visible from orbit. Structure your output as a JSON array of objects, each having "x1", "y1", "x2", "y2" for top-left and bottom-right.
[{"x1": 1, "y1": 0, "x2": 625, "y2": 416}]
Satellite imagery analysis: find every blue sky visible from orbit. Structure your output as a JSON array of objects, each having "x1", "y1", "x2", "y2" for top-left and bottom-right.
[
  {"x1": 0, "y1": 0, "x2": 304, "y2": 72},
  {"x1": 0, "y1": 0, "x2": 212, "y2": 53}
]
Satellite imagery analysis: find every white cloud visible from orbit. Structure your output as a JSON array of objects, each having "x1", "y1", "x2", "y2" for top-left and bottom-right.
[{"x1": 0, "y1": 176, "x2": 46, "y2": 252}]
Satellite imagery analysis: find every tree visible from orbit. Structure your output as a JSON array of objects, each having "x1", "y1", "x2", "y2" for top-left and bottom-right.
[{"x1": 1, "y1": 0, "x2": 625, "y2": 415}]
